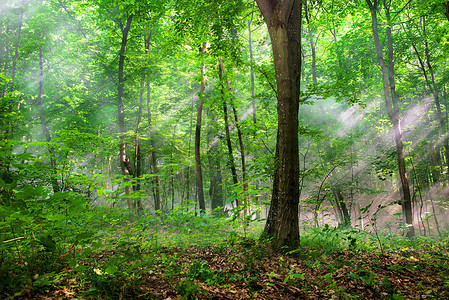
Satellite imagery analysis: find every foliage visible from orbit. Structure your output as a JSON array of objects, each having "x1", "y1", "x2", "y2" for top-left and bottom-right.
[
  {"x1": 1, "y1": 211, "x2": 448, "y2": 298},
  {"x1": 1, "y1": 0, "x2": 449, "y2": 297}
]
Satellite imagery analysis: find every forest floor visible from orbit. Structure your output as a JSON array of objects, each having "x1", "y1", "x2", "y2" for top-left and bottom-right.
[
  {"x1": 5, "y1": 210, "x2": 449, "y2": 300},
  {"x1": 27, "y1": 236, "x2": 449, "y2": 299}
]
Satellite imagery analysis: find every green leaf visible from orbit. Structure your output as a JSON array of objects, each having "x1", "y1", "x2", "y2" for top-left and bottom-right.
[
  {"x1": 73, "y1": 265, "x2": 87, "y2": 272},
  {"x1": 75, "y1": 232, "x2": 94, "y2": 243},
  {"x1": 105, "y1": 264, "x2": 118, "y2": 275},
  {"x1": 292, "y1": 273, "x2": 305, "y2": 279},
  {"x1": 97, "y1": 189, "x2": 106, "y2": 197}
]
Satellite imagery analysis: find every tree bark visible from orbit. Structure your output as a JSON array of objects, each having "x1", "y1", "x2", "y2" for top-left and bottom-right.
[
  {"x1": 366, "y1": 0, "x2": 414, "y2": 238},
  {"x1": 263, "y1": 133, "x2": 280, "y2": 236},
  {"x1": 256, "y1": 0, "x2": 302, "y2": 250},
  {"x1": 247, "y1": 12, "x2": 262, "y2": 216},
  {"x1": 227, "y1": 78, "x2": 248, "y2": 215},
  {"x1": 248, "y1": 10, "x2": 257, "y2": 126},
  {"x1": 218, "y1": 60, "x2": 239, "y2": 208},
  {"x1": 333, "y1": 188, "x2": 350, "y2": 228},
  {"x1": 185, "y1": 96, "x2": 195, "y2": 206},
  {"x1": 220, "y1": 61, "x2": 248, "y2": 213},
  {"x1": 146, "y1": 68, "x2": 161, "y2": 211},
  {"x1": 207, "y1": 113, "x2": 224, "y2": 215},
  {"x1": 133, "y1": 78, "x2": 144, "y2": 211},
  {"x1": 409, "y1": 35, "x2": 445, "y2": 183},
  {"x1": 141, "y1": 30, "x2": 161, "y2": 211},
  {"x1": 422, "y1": 20, "x2": 448, "y2": 183},
  {"x1": 117, "y1": 13, "x2": 134, "y2": 209},
  {"x1": 195, "y1": 43, "x2": 207, "y2": 213},
  {"x1": 304, "y1": 0, "x2": 317, "y2": 84}
]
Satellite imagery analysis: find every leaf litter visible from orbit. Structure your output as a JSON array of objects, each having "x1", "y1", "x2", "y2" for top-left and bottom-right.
[{"x1": 26, "y1": 237, "x2": 449, "y2": 300}]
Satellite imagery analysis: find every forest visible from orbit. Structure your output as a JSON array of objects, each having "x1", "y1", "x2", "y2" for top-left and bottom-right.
[{"x1": 1, "y1": 0, "x2": 449, "y2": 298}]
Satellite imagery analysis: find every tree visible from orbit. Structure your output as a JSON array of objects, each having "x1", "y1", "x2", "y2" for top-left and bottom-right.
[
  {"x1": 219, "y1": 59, "x2": 240, "y2": 207},
  {"x1": 195, "y1": 43, "x2": 207, "y2": 213},
  {"x1": 366, "y1": 0, "x2": 414, "y2": 238},
  {"x1": 117, "y1": 12, "x2": 135, "y2": 209},
  {"x1": 255, "y1": 0, "x2": 303, "y2": 250}
]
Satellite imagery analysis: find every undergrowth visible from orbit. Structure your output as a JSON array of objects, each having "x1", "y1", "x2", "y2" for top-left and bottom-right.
[{"x1": 1, "y1": 200, "x2": 448, "y2": 299}]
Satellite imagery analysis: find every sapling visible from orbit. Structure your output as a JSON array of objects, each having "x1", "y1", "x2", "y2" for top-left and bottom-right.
[{"x1": 360, "y1": 200, "x2": 385, "y2": 255}]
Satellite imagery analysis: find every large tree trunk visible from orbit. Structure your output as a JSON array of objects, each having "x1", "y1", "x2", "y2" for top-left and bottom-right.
[
  {"x1": 117, "y1": 13, "x2": 134, "y2": 209},
  {"x1": 366, "y1": 0, "x2": 414, "y2": 238},
  {"x1": 256, "y1": 0, "x2": 303, "y2": 251},
  {"x1": 195, "y1": 43, "x2": 207, "y2": 213}
]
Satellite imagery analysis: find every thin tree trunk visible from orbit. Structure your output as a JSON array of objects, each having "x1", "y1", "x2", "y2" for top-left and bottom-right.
[
  {"x1": 141, "y1": 30, "x2": 161, "y2": 211},
  {"x1": 248, "y1": 10, "x2": 257, "y2": 125},
  {"x1": 423, "y1": 21, "x2": 449, "y2": 183},
  {"x1": 195, "y1": 43, "x2": 207, "y2": 213},
  {"x1": 304, "y1": 0, "x2": 317, "y2": 84},
  {"x1": 429, "y1": 196, "x2": 442, "y2": 236},
  {"x1": 186, "y1": 96, "x2": 195, "y2": 206},
  {"x1": 384, "y1": 1, "x2": 414, "y2": 238},
  {"x1": 147, "y1": 71, "x2": 161, "y2": 211},
  {"x1": 117, "y1": 13, "x2": 134, "y2": 209},
  {"x1": 247, "y1": 15, "x2": 261, "y2": 214},
  {"x1": 330, "y1": 21, "x2": 343, "y2": 80},
  {"x1": 218, "y1": 59, "x2": 239, "y2": 208},
  {"x1": 333, "y1": 188, "x2": 350, "y2": 228},
  {"x1": 411, "y1": 163, "x2": 424, "y2": 235},
  {"x1": 221, "y1": 62, "x2": 249, "y2": 213},
  {"x1": 366, "y1": 0, "x2": 414, "y2": 237},
  {"x1": 226, "y1": 78, "x2": 248, "y2": 215},
  {"x1": 207, "y1": 114, "x2": 224, "y2": 215},
  {"x1": 171, "y1": 125, "x2": 177, "y2": 210},
  {"x1": 408, "y1": 17, "x2": 447, "y2": 183},
  {"x1": 133, "y1": 78, "x2": 144, "y2": 211}
]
